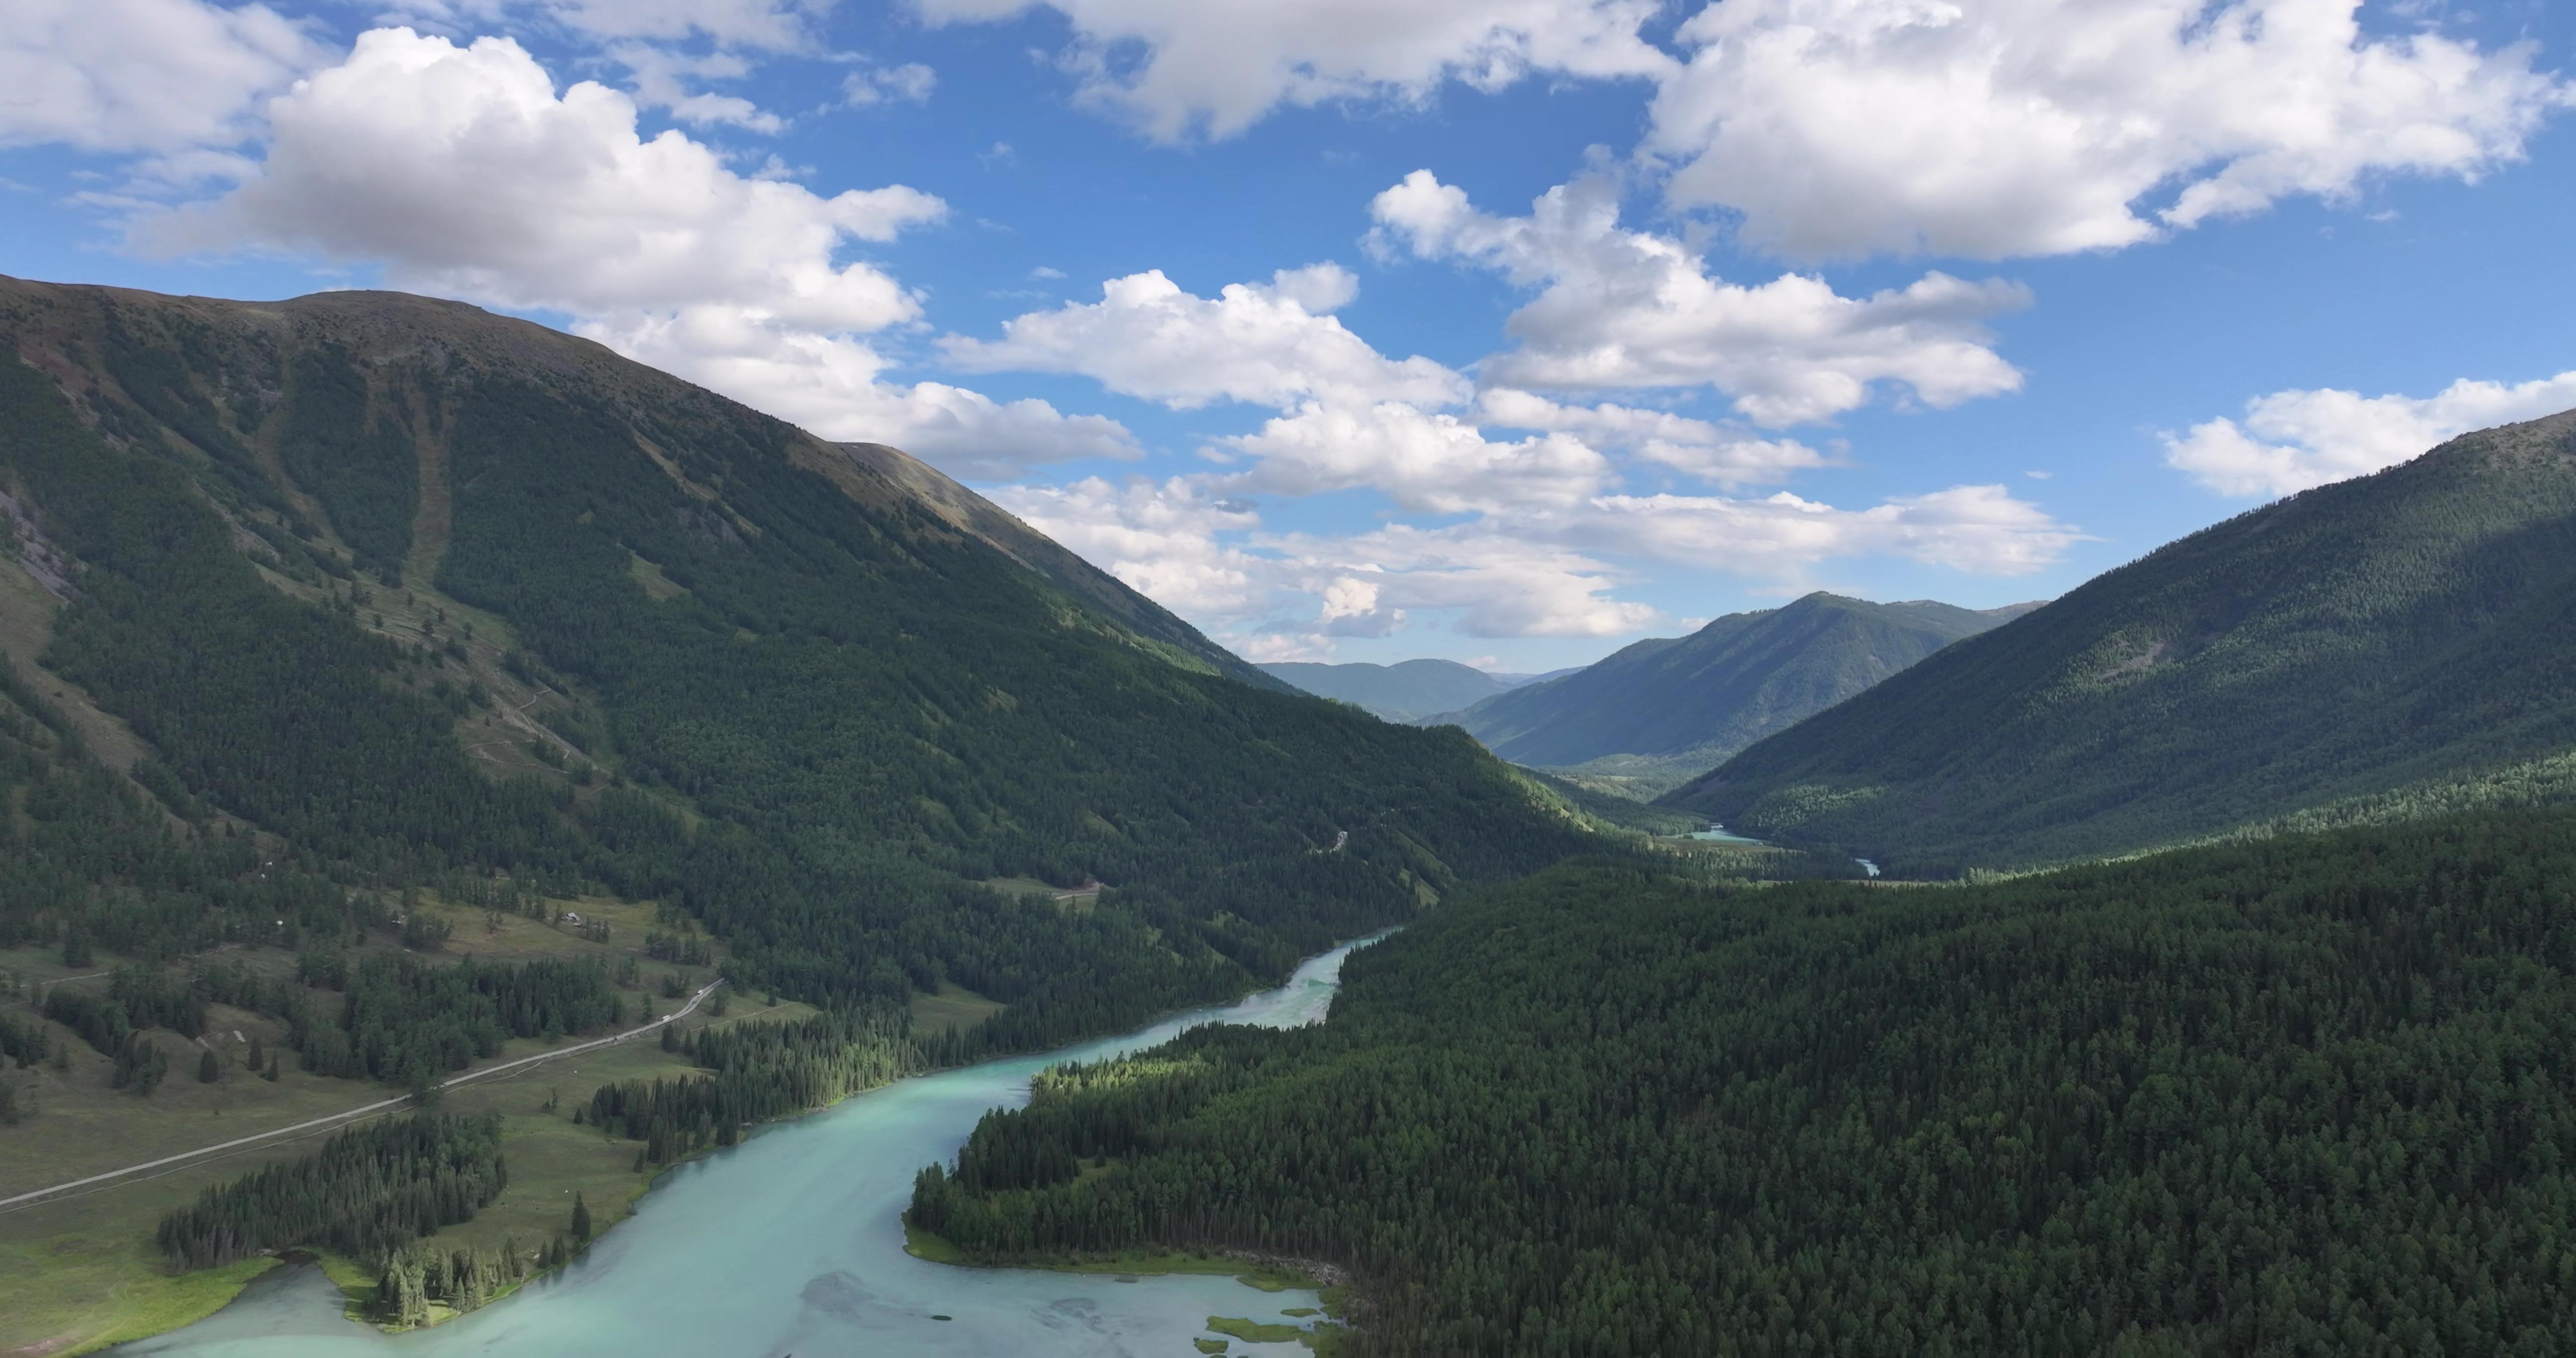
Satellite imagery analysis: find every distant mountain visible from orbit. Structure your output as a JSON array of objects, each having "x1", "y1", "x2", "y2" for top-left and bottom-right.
[
  {"x1": 1491, "y1": 666, "x2": 1584, "y2": 687},
  {"x1": 1259, "y1": 658, "x2": 1537, "y2": 723},
  {"x1": 1440, "y1": 593, "x2": 2034, "y2": 787},
  {"x1": 1668, "y1": 408, "x2": 2576, "y2": 875}
]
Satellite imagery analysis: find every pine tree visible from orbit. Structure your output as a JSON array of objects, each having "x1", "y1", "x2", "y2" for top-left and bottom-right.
[
  {"x1": 197, "y1": 1048, "x2": 220, "y2": 1083},
  {"x1": 570, "y1": 1191, "x2": 592, "y2": 1241}
]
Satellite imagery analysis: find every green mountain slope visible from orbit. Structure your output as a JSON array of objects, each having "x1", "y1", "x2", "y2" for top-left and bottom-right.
[
  {"x1": 0, "y1": 275, "x2": 1594, "y2": 1048},
  {"x1": 915, "y1": 809, "x2": 2576, "y2": 1355},
  {"x1": 1257, "y1": 658, "x2": 1525, "y2": 722},
  {"x1": 1668, "y1": 408, "x2": 2576, "y2": 874},
  {"x1": 1447, "y1": 592, "x2": 2029, "y2": 780}
]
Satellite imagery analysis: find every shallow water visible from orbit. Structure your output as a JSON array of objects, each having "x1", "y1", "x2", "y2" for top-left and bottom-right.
[{"x1": 119, "y1": 939, "x2": 1383, "y2": 1358}]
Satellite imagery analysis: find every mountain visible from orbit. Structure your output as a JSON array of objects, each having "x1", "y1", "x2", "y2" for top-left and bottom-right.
[
  {"x1": 1257, "y1": 658, "x2": 1534, "y2": 722},
  {"x1": 1439, "y1": 592, "x2": 2033, "y2": 787},
  {"x1": 0, "y1": 275, "x2": 1595, "y2": 1048},
  {"x1": 1668, "y1": 408, "x2": 2576, "y2": 874}
]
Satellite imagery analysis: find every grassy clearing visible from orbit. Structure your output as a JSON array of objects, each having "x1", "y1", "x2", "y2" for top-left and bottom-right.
[
  {"x1": 0, "y1": 917, "x2": 816, "y2": 1357},
  {"x1": 976, "y1": 876, "x2": 1101, "y2": 913},
  {"x1": 902, "y1": 1221, "x2": 971, "y2": 1264},
  {"x1": 0, "y1": 1217, "x2": 278, "y2": 1358},
  {"x1": 0, "y1": 996, "x2": 816, "y2": 1353},
  {"x1": 901, "y1": 1227, "x2": 1327, "y2": 1297},
  {"x1": 905, "y1": 981, "x2": 1002, "y2": 1036},
  {"x1": 1208, "y1": 1315, "x2": 1306, "y2": 1342}
]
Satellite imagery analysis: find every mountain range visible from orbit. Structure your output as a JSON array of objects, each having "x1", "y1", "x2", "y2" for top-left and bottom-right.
[
  {"x1": 1434, "y1": 592, "x2": 2036, "y2": 793},
  {"x1": 1256, "y1": 658, "x2": 1564, "y2": 723},
  {"x1": 1668, "y1": 407, "x2": 2576, "y2": 874}
]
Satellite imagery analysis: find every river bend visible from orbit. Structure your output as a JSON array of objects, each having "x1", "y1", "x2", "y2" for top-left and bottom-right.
[{"x1": 119, "y1": 940, "x2": 1381, "y2": 1357}]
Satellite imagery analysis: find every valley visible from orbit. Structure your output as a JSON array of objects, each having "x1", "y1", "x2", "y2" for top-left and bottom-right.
[{"x1": 3, "y1": 276, "x2": 2575, "y2": 1357}]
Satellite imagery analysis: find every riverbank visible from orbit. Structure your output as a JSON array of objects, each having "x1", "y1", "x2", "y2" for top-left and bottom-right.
[
  {"x1": 103, "y1": 936, "x2": 1379, "y2": 1357},
  {"x1": 2, "y1": 992, "x2": 810, "y2": 1357},
  {"x1": 902, "y1": 1223, "x2": 1358, "y2": 1353}
]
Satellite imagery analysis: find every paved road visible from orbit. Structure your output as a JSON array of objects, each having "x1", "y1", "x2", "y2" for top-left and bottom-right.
[{"x1": 0, "y1": 980, "x2": 723, "y2": 1213}]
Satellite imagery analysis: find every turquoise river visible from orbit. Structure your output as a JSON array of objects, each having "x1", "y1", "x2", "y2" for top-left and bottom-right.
[{"x1": 116, "y1": 939, "x2": 1385, "y2": 1358}]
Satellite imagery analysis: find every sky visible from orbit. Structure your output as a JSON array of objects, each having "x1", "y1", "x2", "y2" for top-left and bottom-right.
[{"x1": 3, "y1": 1, "x2": 2572, "y2": 672}]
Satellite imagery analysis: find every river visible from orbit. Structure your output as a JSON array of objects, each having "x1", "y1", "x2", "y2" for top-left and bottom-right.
[{"x1": 118, "y1": 939, "x2": 1384, "y2": 1358}]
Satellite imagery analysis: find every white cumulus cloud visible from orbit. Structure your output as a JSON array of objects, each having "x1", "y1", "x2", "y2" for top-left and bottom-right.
[
  {"x1": 0, "y1": 0, "x2": 325, "y2": 154},
  {"x1": 1221, "y1": 400, "x2": 1611, "y2": 514},
  {"x1": 147, "y1": 30, "x2": 943, "y2": 331},
  {"x1": 1271, "y1": 523, "x2": 1662, "y2": 639},
  {"x1": 592, "y1": 307, "x2": 1143, "y2": 479},
  {"x1": 989, "y1": 477, "x2": 1272, "y2": 617},
  {"x1": 538, "y1": 0, "x2": 823, "y2": 51},
  {"x1": 846, "y1": 62, "x2": 937, "y2": 105},
  {"x1": 1369, "y1": 170, "x2": 2029, "y2": 425},
  {"x1": 916, "y1": 0, "x2": 1673, "y2": 141},
  {"x1": 615, "y1": 46, "x2": 785, "y2": 132},
  {"x1": 942, "y1": 265, "x2": 1467, "y2": 410},
  {"x1": 2162, "y1": 371, "x2": 2576, "y2": 498},
  {"x1": 136, "y1": 28, "x2": 1132, "y2": 481},
  {"x1": 1582, "y1": 485, "x2": 2086, "y2": 578},
  {"x1": 1473, "y1": 388, "x2": 1829, "y2": 487},
  {"x1": 1647, "y1": 0, "x2": 2573, "y2": 260}
]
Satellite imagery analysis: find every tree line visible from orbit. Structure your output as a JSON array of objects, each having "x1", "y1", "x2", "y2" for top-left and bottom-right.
[
  {"x1": 916, "y1": 811, "x2": 2576, "y2": 1355},
  {"x1": 156, "y1": 1112, "x2": 507, "y2": 1270}
]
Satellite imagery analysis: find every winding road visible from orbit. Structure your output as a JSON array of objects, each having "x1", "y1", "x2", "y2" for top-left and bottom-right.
[{"x1": 0, "y1": 980, "x2": 723, "y2": 1214}]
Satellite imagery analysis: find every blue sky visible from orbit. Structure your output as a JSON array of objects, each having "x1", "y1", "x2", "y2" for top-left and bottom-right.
[{"x1": 4, "y1": 0, "x2": 2572, "y2": 670}]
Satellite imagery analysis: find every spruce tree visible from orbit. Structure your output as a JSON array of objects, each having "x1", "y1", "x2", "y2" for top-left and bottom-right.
[
  {"x1": 197, "y1": 1048, "x2": 219, "y2": 1083},
  {"x1": 570, "y1": 1191, "x2": 592, "y2": 1241}
]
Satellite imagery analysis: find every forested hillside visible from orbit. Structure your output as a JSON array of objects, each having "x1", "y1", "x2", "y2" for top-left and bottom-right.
[
  {"x1": 1259, "y1": 658, "x2": 1526, "y2": 723},
  {"x1": 1450, "y1": 593, "x2": 2028, "y2": 790},
  {"x1": 1668, "y1": 410, "x2": 2576, "y2": 874},
  {"x1": 0, "y1": 274, "x2": 1593, "y2": 1052},
  {"x1": 915, "y1": 810, "x2": 2576, "y2": 1355}
]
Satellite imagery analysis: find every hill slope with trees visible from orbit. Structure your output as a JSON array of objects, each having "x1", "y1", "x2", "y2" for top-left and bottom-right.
[
  {"x1": 1666, "y1": 410, "x2": 2576, "y2": 874},
  {"x1": 0, "y1": 274, "x2": 1596, "y2": 1049},
  {"x1": 915, "y1": 809, "x2": 2576, "y2": 1355},
  {"x1": 1446, "y1": 593, "x2": 2029, "y2": 787}
]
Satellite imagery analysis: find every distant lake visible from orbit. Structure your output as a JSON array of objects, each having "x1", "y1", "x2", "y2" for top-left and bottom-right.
[
  {"x1": 1683, "y1": 825, "x2": 1766, "y2": 845},
  {"x1": 118, "y1": 941, "x2": 1387, "y2": 1358}
]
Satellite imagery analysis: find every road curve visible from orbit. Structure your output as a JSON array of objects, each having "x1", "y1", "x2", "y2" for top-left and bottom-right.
[{"x1": 0, "y1": 980, "x2": 723, "y2": 1213}]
